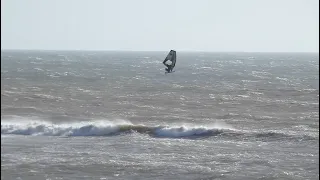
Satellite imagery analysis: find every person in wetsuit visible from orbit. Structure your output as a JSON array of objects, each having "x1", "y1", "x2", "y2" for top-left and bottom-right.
[
  {"x1": 165, "y1": 65, "x2": 173, "y2": 73},
  {"x1": 163, "y1": 61, "x2": 173, "y2": 73}
]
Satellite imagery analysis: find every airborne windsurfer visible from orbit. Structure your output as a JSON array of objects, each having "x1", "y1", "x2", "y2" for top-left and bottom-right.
[{"x1": 163, "y1": 50, "x2": 176, "y2": 73}]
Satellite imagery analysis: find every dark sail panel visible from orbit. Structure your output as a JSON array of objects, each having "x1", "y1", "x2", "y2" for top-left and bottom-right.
[{"x1": 171, "y1": 50, "x2": 176, "y2": 68}]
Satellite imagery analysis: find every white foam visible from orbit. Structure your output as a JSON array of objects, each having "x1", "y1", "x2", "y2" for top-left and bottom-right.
[
  {"x1": 154, "y1": 122, "x2": 234, "y2": 137},
  {"x1": 154, "y1": 126, "x2": 211, "y2": 137},
  {"x1": 1, "y1": 117, "x2": 234, "y2": 138},
  {"x1": 1, "y1": 118, "x2": 132, "y2": 136}
]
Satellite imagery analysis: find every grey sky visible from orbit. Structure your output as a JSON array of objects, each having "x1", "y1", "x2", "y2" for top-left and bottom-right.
[{"x1": 1, "y1": 0, "x2": 319, "y2": 52}]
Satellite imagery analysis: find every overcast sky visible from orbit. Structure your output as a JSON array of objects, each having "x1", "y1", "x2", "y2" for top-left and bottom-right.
[{"x1": 1, "y1": 0, "x2": 319, "y2": 52}]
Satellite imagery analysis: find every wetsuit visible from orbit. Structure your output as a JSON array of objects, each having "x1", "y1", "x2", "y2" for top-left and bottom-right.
[{"x1": 165, "y1": 64, "x2": 173, "y2": 73}]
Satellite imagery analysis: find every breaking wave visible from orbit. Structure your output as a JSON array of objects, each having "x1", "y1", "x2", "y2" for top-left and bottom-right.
[
  {"x1": 1, "y1": 119, "x2": 317, "y2": 141},
  {"x1": 1, "y1": 120, "x2": 225, "y2": 138}
]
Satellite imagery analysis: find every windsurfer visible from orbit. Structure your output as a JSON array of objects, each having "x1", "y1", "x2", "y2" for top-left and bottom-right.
[
  {"x1": 164, "y1": 63, "x2": 173, "y2": 73},
  {"x1": 163, "y1": 50, "x2": 176, "y2": 73}
]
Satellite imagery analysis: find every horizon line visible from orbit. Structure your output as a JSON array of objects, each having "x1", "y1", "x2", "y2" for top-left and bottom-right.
[{"x1": 1, "y1": 48, "x2": 319, "y2": 54}]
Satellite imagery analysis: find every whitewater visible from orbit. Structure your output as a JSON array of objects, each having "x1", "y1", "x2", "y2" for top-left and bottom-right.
[{"x1": 1, "y1": 50, "x2": 319, "y2": 180}]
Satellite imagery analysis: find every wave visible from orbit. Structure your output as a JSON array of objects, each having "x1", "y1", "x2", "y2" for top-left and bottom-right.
[
  {"x1": 1, "y1": 120, "x2": 225, "y2": 138},
  {"x1": 1, "y1": 119, "x2": 317, "y2": 140}
]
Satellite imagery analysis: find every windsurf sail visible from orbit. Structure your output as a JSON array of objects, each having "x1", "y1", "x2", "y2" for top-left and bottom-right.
[{"x1": 163, "y1": 50, "x2": 176, "y2": 72}]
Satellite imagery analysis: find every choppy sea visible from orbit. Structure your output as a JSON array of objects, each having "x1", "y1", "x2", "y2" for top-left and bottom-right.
[{"x1": 1, "y1": 50, "x2": 319, "y2": 180}]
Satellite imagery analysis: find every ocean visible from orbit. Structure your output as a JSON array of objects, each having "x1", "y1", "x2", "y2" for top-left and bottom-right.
[{"x1": 1, "y1": 50, "x2": 319, "y2": 180}]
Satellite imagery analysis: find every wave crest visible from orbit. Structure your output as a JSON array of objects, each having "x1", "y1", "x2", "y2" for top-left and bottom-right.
[
  {"x1": 1, "y1": 120, "x2": 317, "y2": 141},
  {"x1": 1, "y1": 120, "x2": 227, "y2": 138}
]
